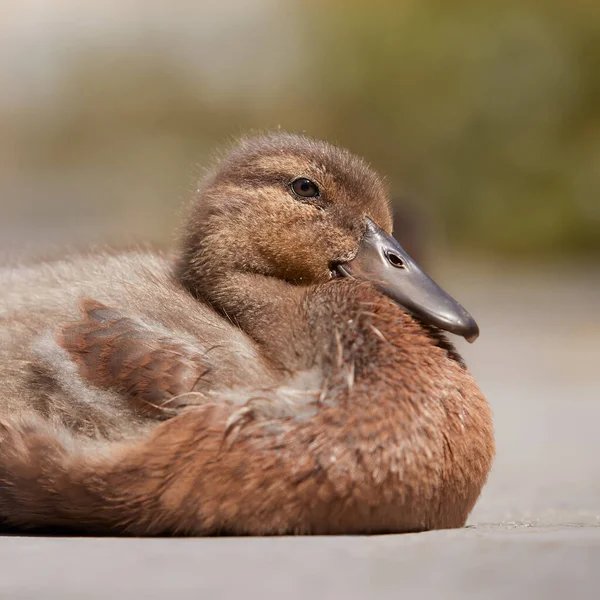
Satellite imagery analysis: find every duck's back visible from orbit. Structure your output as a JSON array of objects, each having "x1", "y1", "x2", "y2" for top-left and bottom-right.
[{"x1": 0, "y1": 250, "x2": 269, "y2": 438}]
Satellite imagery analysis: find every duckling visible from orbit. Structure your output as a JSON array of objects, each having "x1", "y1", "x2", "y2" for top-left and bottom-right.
[{"x1": 0, "y1": 133, "x2": 494, "y2": 535}]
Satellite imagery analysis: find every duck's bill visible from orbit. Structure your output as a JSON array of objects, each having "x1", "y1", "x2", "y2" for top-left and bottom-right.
[{"x1": 337, "y1": 217, "x2": 480, "y2": 342}]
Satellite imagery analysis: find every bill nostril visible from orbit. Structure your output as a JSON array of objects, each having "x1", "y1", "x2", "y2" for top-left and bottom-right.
[{"x1": 386, "y1": 251, "x2": 406, "y2": 269}]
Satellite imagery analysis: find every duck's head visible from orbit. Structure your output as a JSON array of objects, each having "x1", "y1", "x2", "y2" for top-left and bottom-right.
[{"x1": 179, "y1": 133, "x2": 479, "y2": 342}]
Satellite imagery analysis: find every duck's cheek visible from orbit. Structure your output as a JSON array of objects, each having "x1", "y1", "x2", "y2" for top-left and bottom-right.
[
  {"x1": 322, "y1": 231, "x2": 360, "y2": 265},
  {"x1": 256, "y1": 230, "x2": 331, "y2": 284}
]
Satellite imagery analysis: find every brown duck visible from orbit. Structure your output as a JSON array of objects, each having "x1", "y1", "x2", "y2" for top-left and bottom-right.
[{"x1": 0, "y1": 133, "x2": 494, "y2": 535}]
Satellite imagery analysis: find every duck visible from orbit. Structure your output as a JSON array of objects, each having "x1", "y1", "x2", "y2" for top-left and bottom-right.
[{"x1": 0, "y1": 132, "x2": 494, "y2": 535}]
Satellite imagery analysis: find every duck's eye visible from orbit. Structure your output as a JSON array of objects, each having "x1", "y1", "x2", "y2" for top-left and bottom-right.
[{"x1": 290, "y1": 178, "x2": 320, "y2": 199}]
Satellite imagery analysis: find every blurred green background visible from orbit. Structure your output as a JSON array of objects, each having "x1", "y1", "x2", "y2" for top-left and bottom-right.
[{"x1": 1, "y1": 0, "x2": 599, "y2": 260}]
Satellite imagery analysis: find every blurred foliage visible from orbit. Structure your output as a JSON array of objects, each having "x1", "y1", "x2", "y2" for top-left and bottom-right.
[
  {"x1": 1, "y1": 0, "x2": 598, "y2": 257},
  {"x1": 307, "y1": 0, "x2": 600, "y2": 256}
]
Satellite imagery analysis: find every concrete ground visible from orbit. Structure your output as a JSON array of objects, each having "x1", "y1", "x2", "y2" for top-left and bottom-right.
[{"x1": 1, "y1": 266, "x2": 599, "y2": 599}]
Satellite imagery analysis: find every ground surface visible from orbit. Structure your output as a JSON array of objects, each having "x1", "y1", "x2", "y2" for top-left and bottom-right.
[{"x1": 1, "y1": 266, "x2": 599, "y2": 599}]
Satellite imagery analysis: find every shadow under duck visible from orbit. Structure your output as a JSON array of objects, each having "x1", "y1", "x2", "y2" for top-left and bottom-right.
[{"x1": 0, "y1": 133, "x2": 494, "y2": 535}]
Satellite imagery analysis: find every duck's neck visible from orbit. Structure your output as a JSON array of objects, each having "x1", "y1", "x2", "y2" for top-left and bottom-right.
[
  {"x1": 180, "y1": 269, "x2": 316, "y2": 370},
  {"x1": 179, "y1": 263, "x2": 465, "y2": 383}
]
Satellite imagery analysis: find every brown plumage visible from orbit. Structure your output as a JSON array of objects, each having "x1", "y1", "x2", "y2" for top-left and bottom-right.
[
  {"x1": 0, "y1": 132, "x2": 494, "y2": 535},
  {"x1": 59, "y1": 298, "x2": 213, "y2": 419}
]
